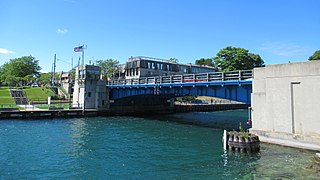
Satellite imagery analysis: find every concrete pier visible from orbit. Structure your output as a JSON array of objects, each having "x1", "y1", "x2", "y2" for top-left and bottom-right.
[{"x1": 251, "y1": 61, "x2": 320, "y2": 151}]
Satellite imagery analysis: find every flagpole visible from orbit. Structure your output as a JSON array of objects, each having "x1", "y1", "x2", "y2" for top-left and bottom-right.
[
  {"x1": 74, "y1": 44, "x2": 86, "y2": 66},
  {"x1": 82, "y1": 48, "x2": 84, "y2": 65}
]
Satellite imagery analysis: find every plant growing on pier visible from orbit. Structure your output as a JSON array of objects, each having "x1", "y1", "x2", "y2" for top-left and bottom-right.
[{"x1": 239, "y1": 122, "x2": 249, "y2": 138}]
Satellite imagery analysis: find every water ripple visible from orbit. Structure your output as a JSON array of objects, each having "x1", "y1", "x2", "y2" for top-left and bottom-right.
[{"x1": 0, "y1": 111, "x2": 319, "y2": 179}]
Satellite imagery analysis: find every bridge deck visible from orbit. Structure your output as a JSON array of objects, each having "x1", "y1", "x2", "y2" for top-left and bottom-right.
[
  {"x1": 107, "y1": 70, "x2": 253, "y2": 104},
  {"x1": 107, "y1": 70, "x2": 252, "y2": 87}
]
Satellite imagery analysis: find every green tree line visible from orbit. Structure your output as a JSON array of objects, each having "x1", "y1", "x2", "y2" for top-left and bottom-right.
[
  {"x1": 195, "y1": 46, "x2": 264, "y2": 72},
  {"x1": 195, "y1": 46, "x2": 320, "y2": 72},
  {"x1": 1, "y1": 48, "x2": 319, "y2": 86}
]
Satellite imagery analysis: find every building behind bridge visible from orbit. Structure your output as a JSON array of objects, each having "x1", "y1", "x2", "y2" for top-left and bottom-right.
[{"x1": 124, "y1": 56, "x2": 217, "y2": 79}]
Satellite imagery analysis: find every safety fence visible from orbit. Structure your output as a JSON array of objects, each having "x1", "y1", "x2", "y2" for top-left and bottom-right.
[{"x1": 108, "y1": 70, "x2": 252, "y2": 86}]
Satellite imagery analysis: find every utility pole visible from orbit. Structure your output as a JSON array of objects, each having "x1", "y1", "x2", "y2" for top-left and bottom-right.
[{"x1": 52, "y1": 54, "x2": 56, "y2": 86}]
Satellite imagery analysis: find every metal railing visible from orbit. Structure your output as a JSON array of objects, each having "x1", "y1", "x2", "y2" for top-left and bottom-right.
[
  {"x1": 0, "y1": 103, "x2": 83, "y2": 111},
  {"x1": 107, "y1": 70, "x2": 252, "y2": 86}
]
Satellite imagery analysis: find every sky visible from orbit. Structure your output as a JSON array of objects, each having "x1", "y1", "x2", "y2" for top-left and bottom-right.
[{"x1": 1, "y1": 0, "x2": 320, "y2": 72}]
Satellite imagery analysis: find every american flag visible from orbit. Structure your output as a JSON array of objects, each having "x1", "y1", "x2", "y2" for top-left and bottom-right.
[{"x1": 74, "y1": 46, "x2": 83, "y2": 52}]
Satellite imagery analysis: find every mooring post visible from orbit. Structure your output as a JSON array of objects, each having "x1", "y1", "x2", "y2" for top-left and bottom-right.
[{"x1": 223, "y1": 130, "x2": 227, "y2": 150}]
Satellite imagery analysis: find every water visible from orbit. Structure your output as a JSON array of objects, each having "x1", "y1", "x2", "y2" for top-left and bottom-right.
[{"x1": 1, "y1": 110, "x2": 319, "y2": 179}]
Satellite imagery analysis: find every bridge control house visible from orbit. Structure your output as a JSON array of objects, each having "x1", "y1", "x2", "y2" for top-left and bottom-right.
[{"x1": 72, "y1": 65, "x2": 108, "y2": 110}]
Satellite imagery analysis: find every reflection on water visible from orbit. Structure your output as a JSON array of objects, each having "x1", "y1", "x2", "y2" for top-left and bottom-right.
[
  {"x1": 151, "y1": 109, "x2": 251, "y2": 130},
  {"x1": 0, "y1": 110, "x2": 319, "y2": 179}
]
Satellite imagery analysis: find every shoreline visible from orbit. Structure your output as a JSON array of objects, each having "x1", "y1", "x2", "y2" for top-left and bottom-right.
[{"x1": 0, "y1": 103, "x2": 249, "y2": 120}]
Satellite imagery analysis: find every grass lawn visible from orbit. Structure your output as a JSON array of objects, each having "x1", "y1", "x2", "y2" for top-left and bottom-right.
[
  {"x1": 0, "y1": 86, "x2": 58, "y2": 110},
  {"x1": 0, "y1": 87, "x2": 14, "y2": 104},
  {"x1": 24, "y1": 86, "x2": 56, "y2": 102}
]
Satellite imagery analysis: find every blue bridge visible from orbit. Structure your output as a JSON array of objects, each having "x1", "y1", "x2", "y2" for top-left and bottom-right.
[{"x1": 107, "y1": 70, "x2": 253, "y2": 104}]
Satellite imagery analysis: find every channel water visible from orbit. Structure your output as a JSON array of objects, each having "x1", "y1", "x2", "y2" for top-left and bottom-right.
[{"x1": 1, "y1": 110, "x2": 319, "y2": 179}]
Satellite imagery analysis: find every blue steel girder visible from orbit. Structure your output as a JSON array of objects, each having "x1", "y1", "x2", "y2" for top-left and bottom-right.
[{"x1": 107, "y1": 80, "x2": 252, "y2": 104}]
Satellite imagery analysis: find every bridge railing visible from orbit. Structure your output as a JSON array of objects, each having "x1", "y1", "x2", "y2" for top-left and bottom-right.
[{"x1": 107, "y1": 70, "x2": 252, "y2": 86}]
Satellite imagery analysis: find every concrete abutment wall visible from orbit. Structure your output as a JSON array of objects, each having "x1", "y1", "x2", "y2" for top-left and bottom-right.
[{"x1": 251, "y1": 61, "x2": 320, "y2": 151}]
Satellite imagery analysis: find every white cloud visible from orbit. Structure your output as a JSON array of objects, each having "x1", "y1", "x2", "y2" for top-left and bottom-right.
[
  {"x1": 259, "y1": 42, "x2": 312, "y2": 57},
  {"x1": 56, "y1": 28, "x2": 68, "y2": 34},
  {"x1": 0, "y1": 48, "x2": 14, "y2": 54}
]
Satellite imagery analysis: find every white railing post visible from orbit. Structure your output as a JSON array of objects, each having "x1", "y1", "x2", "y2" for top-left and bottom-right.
[
  {"x1": 222, "y1": 72, "x2": 225, "y2": 81},
  {"x1": 239, "y1": 70, "x2": 242, "y2": 81}
]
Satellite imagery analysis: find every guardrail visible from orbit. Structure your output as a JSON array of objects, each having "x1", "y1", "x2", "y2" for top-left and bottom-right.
[
  {"x1": 0, "y1": 103, "x2": 83, "y2": 112},
  {"x1": 107, "y1": 70, "x2": 252, "y2": 86}
]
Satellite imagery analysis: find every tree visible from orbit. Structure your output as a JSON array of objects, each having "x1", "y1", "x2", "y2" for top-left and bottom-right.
[
  {"x1": 195, "y1": 58, "x2": 215, "y2": 67},
  {"x1": 23, "y1": 75, "x2": 35, "y2": 85},
  {"x1": 2, "y1": 75, "x2": 18, "y2": 86},
  {"x1": 38, "y1": 73, "x2": 52, "y2": 85},
  {"x1": 0, "y1": 67, "x2": 2, "y2": 84},
  {"x1": 168, "y1": 58, "x2": 179, "y2": 63},
  {"x1": 308, "y1": 50, "x2": 320, "y2": 61},
  {"x1": 96, "y1": 59, "x2": 119, "y2": 79},
  {"x1": 0, "y1": 56, "x2": 41, "y2": 85},
  {"x1": 69, "y1": 68, "x2": 76, "y2": 80},
  {"x1": 214, "y1": 46, "x2": 264, "y2": 72}
]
